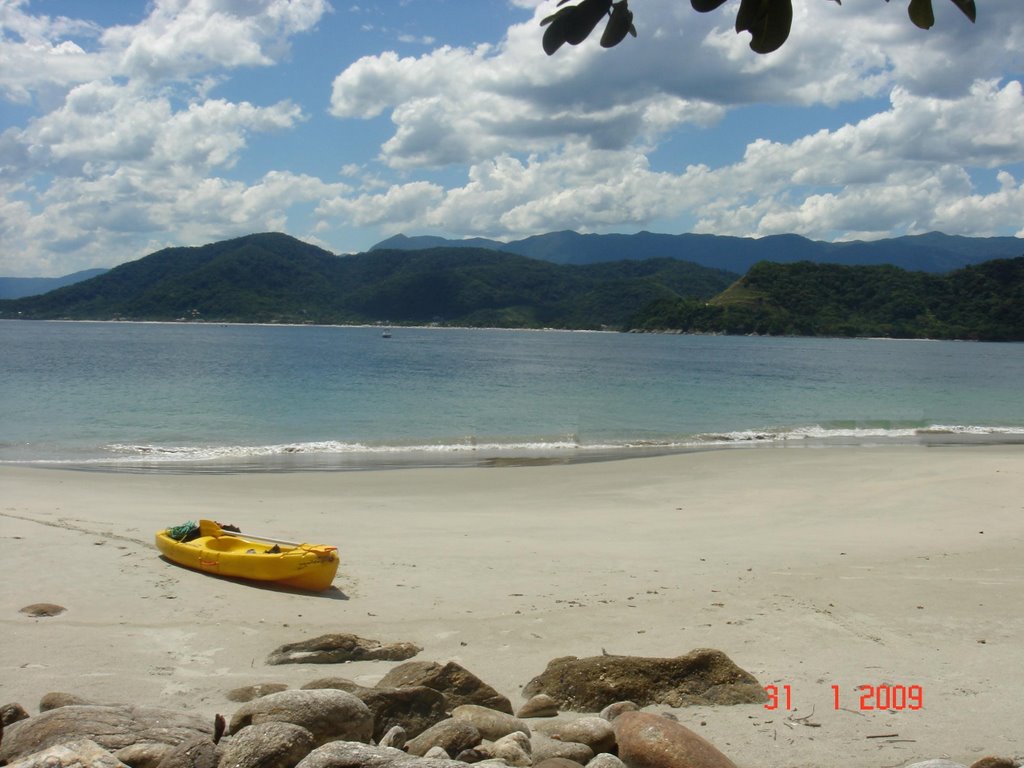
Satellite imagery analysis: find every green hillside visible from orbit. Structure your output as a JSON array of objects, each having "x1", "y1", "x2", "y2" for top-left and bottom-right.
[
  {"x1": 631, "y1": 258, "x2": 1024, "y2": 341},
  {"x1": 0, "y1": 232, "x2": 736, "y2": 330}
]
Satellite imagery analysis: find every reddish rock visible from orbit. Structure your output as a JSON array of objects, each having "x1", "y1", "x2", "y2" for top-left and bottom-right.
[{"x1": 612, "y1": 711, "x2": 737, "y2": 768}]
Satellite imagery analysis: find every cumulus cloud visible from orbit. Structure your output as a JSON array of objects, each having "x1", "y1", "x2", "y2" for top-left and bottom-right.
[
  {"x1": 317, "y1": 76, "x2": 1024, "y2": 243},
  {"x1": 103, "y1": 0, "x2": 329, "y2": 82},
  {"x1": 2, "y1": 0, "x2": 1022, "y2": 276},
  {"x1": 316, "y1": 0, "x2": 1023, "y2": 243},
  {"x1": 0, "y1": 0, "x2": 331, "y2": 274}
]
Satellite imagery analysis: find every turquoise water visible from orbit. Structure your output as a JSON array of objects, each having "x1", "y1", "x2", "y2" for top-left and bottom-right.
[{"x1": 1, "y1": 320, "x2": 1022, "y2": 470}]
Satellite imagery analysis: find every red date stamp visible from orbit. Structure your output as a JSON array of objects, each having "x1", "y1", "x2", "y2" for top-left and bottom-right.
[{"x1": 764, "y1": 684, "x2": 924, "y2": 711}]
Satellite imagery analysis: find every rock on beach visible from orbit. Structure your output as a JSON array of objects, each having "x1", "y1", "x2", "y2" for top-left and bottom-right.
[
  {"x1": 612, "y1": 710, "x2": 738, "y2": 768},
  {"x1": 522, "y1": 650, "x2": 766, "y2": 711},
  {"x1": 227, "y1": 689, "x2": 372, "y2": 747}
]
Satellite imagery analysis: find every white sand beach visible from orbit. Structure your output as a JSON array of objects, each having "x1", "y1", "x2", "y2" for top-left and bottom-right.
[{"x1": 1, "y1": 445, "x2": 1022, "y2": 767}]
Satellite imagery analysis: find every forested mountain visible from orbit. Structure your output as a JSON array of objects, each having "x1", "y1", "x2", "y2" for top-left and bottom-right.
[
  {"x1": 4, "y1": 233, "x2": 1020, "y2": 339},
  {"x1": 373, "y1": 230, "x2": 1023, "y2": 274},
  {"x1": 0, "y1": 232, "x2": 735, "y2": 329},
  {"x1": 631, "y1": 258, "x2": 1024, "y2": 341}
]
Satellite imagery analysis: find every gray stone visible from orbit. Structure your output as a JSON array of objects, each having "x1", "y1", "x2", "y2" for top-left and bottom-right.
[
  {"x1": 530, "y1": 734, "x2": 594, "y2": 765},
  {"x1": 587, "y1": 755, "x2": 628, "y2": 768},
  {"x1": 296, "y1": 740, "x2": 467, "y2": 768},
  {"x1": 40, "y1": 693, "x2": 100, "y2": 711},
  {"x1": 152, "y1": 738, "x2": 220, "y2": 768},
  {"x1": 598, "y1": 702, "x2": 639, "y2": 722},
  {"x1": 301, "y1": 678, "x2": 447, "y2": 741},
  {"x1": 267, "y1": 634, "x2": 421, "y2": 665},
  {"x1": 219, "y1": 722, "x2": 316, "y2": 768},
  {"x1": 489, "y1": 732, "x2": 531, "y2": 767},
  {"x1": 904, "y1": 763, "x2": 968, "y2": 768},
  {"x1": 378, "y1": 726, "x2": 407, "y2": 750},
  {"x1": 0, "y1": 705, "x2": 211, "y2": 764},
  {"x1": 226, "y1": 684, "x2": 290, "y2": 703},
  {"x1": 516, "y1": 695, "x2": 559, "y2": 719},
  {"x1": 453, "y1": 748, "x2": 488, "y2": 763},
  {"x1": 3, "y1": 738, "x2": 126, "y2": 768},
  {"x1": 405, "y1": 719, "x2": 481, "y2": 758},
  {"x1": 377, "y1": 661, "x2": 512, "y2": 714},
  {"x1": 19, "y1": 603, "x2": 66, "y2": 618},
  {"x1": 522, "y1": 650, "x2": 766, "y2": 711},
  {"x1": 533, "y1": 716, "x2": 615, "y2": 755},
  {"x1": 424, "y1": 747, "x2": 451, "y2": 760},
  {"x1": 970, "y1": 760, "x2": 1018, "y2": 768},
  {"x1": 113, "y1": 743, "x2": 173, "y2": 768},
  {"x1": 228, "y1": 689, "x2": 372, "y2": 747},
  {"x1": 450, "y1": 705, "x2": 530, "y2": 741},
  {"x1": 613, "y1": 711, "x2": 737, "y2": 768},
  {"x1": 1, "y1": 703, "x2": 30, "y2": 727},
  {"x1": 534, "y1": 760, "x2": 586, "y2": 768}
]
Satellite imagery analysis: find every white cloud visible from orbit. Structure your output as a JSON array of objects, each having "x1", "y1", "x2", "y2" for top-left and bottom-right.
[
  {"x1": 315, "y1": 77, "x2": 1024, "y2": 243},
  {"x1": 104, "y1": 0, "x2": 329, "y2": 82},
  {"x1": 0, "y1": 0, "x2": 333, "y2": 274},
  {"x1": 2, "y1": 0, "x2": 1022, "y2": 276}
]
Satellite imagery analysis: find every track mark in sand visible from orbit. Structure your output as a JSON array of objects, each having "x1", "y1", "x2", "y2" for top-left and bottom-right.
[
  {"x1": 775, "y1": 593, "x2": 886, "y2": 645},
  {"x1": 0, "y1": 511, "x2": 150, "y2": 548}
]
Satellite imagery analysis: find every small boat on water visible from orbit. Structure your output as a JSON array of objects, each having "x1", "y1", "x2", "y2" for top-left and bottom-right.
[{"x1": 155, "y1": 519, "x2": 339, "y2": 591}]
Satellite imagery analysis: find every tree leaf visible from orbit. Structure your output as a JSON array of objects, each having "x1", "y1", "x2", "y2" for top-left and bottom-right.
[
  {"x1": 601, "y1": 2, "x2": 636, "y2": 47},
  {"x1": 542, "y1": 8, "x2": 576, "y2": 53},
  {"x1": 563, "y1": 0, "x2": 614, "y2": 45},
  {"x1": 948, "y1": 0, "x2": 976, "y2": 22},
  {"x1": 691, "y1": 0, "x2": 729, "y2": 12},
  {"x1": 908, "y1": 0, "x2": 935, "y2": 29},
  {"x1": 736, "y1": 0, "x2": 792, "y2": 53}
]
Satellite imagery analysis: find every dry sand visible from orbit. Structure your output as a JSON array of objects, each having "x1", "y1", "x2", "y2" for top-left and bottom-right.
[{"x1": 1, "y1": 444, "x2": 1022, "y2": 767}]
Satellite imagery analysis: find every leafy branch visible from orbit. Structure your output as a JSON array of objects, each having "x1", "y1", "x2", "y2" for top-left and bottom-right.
[{"x1": 541, "y1": 0, "x2": 976, "y2": 55}]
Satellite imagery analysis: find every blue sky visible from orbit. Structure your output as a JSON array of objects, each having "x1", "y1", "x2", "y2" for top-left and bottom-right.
[{"x1": 1, "y1": 0, "x2": 1022, "y2": 276}]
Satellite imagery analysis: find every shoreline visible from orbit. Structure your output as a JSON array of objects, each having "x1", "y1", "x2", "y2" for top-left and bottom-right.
[
  {"x1": 5, "y1": 429, "x2": 1024, "y2": 474},
  {"x1": 2, "y1": 445, "x2": 1022, "y2": 766}
]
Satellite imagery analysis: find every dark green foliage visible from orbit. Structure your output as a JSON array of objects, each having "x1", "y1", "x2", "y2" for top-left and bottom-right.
[
  {"x1": 905, "y1": 0, "x2": 976, "y2": 28},
  {"x1": 630, "y1": 257, "x2": 1024, "y2": 341},
  {"x1": 541, "y1": 0, "x2": 634, "y2": 55},
  {"x1": 0, "y1": 232, "x2": 735, "y2": 330},
  {"x1": 735, "y1": 0, "x2": 793, "y2": 54},
  {"x1": 543, "y1": 0, "x2": 976, "y2": 55}
]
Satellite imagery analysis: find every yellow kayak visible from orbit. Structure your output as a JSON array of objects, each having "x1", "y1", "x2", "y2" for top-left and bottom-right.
[{"x1": 155, "y1": 519, "x2": 339, "y2": 591}]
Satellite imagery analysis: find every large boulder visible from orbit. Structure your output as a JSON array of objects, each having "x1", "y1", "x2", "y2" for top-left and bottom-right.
[
  {"x1": 0, "y1": 706, "x2": 211, "y2": 763},
  {"x1": 217, "y1": 722, "x2": 316, "y2": 768},
  {"x1": 267, "y1": 635, "x2": 421, "y2": 665},
  {"x1": 377, "y1": 661, "x2": 512, "y2": 714},
  {"x1": 301, "y1": 678, "x2": 447, "y2": 741},
  {"x1": 613, "y1": 711, "x2": 737, "y2": 768},
  {"x1": 522, "y1": 650, "x2": 766, "y2": 711},
  {"x1": 227, "y1": 690, "x2": 372, "y2": 746}
]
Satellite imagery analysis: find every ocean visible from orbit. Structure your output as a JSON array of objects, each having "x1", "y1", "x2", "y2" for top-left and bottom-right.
[{"x1": 2, "y1": 320, "x2": 1022, "y2": 471}]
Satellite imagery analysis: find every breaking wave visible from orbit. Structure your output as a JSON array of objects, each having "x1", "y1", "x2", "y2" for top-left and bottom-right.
[{"x1": 5, "y1": 423, "x2": 1019, "y2": 471}]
